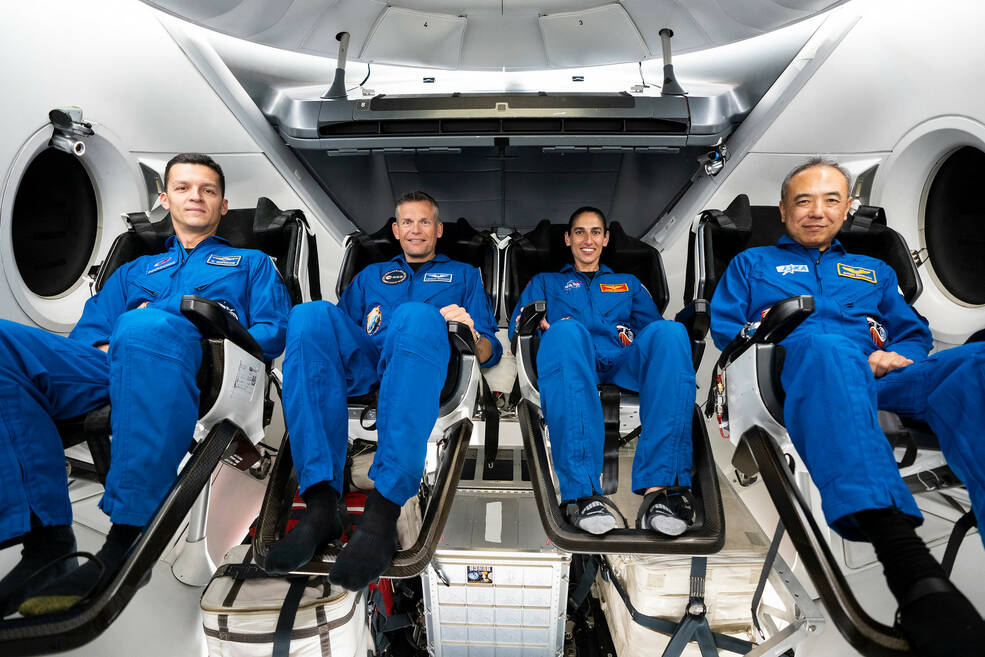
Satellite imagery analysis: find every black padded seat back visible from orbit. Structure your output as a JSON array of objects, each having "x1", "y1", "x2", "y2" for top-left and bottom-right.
[
  {"x1": 94, "y1": 197, "x2": 315, "y2": 305},
  {"x1": 335, "y1": 217, "x2": 497, "y2": 302},
  {"x1": 506, "y1": 219, "x2": 669, "y2": 315},
  {"x1": 688, "y1": 194, "x2": 921, "y2": 304}
]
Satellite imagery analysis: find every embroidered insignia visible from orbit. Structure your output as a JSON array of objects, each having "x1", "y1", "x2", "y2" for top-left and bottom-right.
[
  {"x1": 600, "y1": 283, "x2": 629, "y2": 293},
  {"x1": 206, "y1": 254, "x2": 242, "y2": 267},
  {"x1": 382, "y1": 269, "x2": 408, "y2": 285},
  {"x1": 837, "y1": 263, "x2": 877, "y2": 284},
  {"x1": 366, "y1": 305, "x2": 383, "y2": 335},
  {"x1": 147, "y1": 256, "x2": 176, "y2": 274},
  {"x1": 423, "y1": 272, "x2": 453, "y2": 283},
  {"x1": 776, "y1": 264, "x2": 809, "y2": 276},
  {"x1": 617, "y1": 324, "x2": 635, "y2": 346},
  {"x1": 563, "y1": 279, "x2": 582, "y2": 291},
  {"x1": 866, "y1": 316, "x2": 888, "y2": 348},
  {"x1": 215, "y1": 300, "x2": 239, "y2": 321}
]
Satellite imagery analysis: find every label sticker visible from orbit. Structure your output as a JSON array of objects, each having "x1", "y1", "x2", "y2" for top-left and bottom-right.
[
  {"x1": 381, "y1": 269, "x2": 407, "y2": 285},
  {"x1": 366, "y1": 305, "x2": 383, "y2": 335},
  {"x1": 206, "y1": 254, "x2": 242, "y2": 267},
  {"x1": 147, "y1": 256, "x2": 176, "y2": 274},
  {"x1": 837, "y1": 262, "x2": 877, "y2": 284},
  {"x1": 423, "y1": 272, "x2": 453, "y2": 283},
  {"x1": 232, "y1": 362, "x2": 259, "y2": 400},
  {"x1": 776, "y1": 264, "x2": 809, "y2": 276},
  {"x1": 466, "y1": 565, "x2": 493, "y2": 585},
  {"x1": 600, "y1": 283, "x2": 629, "y2": 293}
]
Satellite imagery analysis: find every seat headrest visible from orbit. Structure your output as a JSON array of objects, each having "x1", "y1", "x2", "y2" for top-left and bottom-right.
[
  {"x1": 506, "y1": 219, "x2": 669, "y2": 315},
  {"x1": 691, "y1": 194, "x2": 921, "y2": 304},
  {"x1": 335, "y1": 217, "x2": 497, "y2": 298}
]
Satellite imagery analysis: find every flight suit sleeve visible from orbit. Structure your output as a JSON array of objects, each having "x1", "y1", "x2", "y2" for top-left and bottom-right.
[
  {"x1": 878, "y1": 266, "x2": 932, "y2": 363},
  {"x1": 629, "y1": 277, "x2": 662, "y2": 331},
  {"x1": 69, "y1": 261, "x2": 133, "y2": 347},
  {"x1": 464, "y1": 266, "x2": 502, "y2": 368},
  {"x1": 245, "y1": 255, "x2": 292, "y2": 360},
  {"x1": 338, "y1": 271, "x2": 365, "y2": 326},
  {"x1": 709, "y1": 255, "x2": 752, "y2": 350},
  {"x1": 508, "y1": 274, "x2": 546, "y2": 343}
]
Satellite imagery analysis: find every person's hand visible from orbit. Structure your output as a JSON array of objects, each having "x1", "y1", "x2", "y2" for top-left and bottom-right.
[
  {"x1": 96, "y1": 343, "x2": 109, "y2": 353},
  {"x1": 138, "y1": 301, "x2": 149, "y2": 309},
  {"x1": 440, "y1": 304, "x2": 479, "y2": 341},
  {"x1": 868, "y1": 350, "x2": 913, "y2": 377},
  {"x1": 539, "y1": 318, "x2": 551, "y2": 331}
]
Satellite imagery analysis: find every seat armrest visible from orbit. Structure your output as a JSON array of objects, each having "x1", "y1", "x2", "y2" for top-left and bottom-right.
[
  {"x1": 447, "y1": 321, "x2": 475, "y2": 355},
  {"x1": 511, "y1": 300, "x2": 547, "y2": 353},
  {"x1": 717, "y1": 295, "x2": 814, "y2": 370},
  {"x1": 751, "y1": 295, "x2": 814, "y2": 346},
  {"x1": 675, "y1": 298, "x2": 710, "y2": 341},
  {"x1": 180, "y1": 295, "x2": 265, "y2": 362}
]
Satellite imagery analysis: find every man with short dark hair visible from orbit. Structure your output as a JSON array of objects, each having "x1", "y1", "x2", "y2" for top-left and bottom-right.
[
  {"x1": 509, "y1": 207, "x2": 696, "y2": 536},
  {"x1": 710, "y1": 157, "x2": 985, "y2": 655},
  {"x1": 267, "y1": 190, "x2": 500, "y2": 590},
  {"x1": 0, "y1": 153, "x2": 290, "y2": 616}
]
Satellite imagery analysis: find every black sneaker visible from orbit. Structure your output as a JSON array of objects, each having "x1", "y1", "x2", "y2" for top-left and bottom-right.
[
  {"x1": 640, "y1": 489, "x2": 694, "y2": 537},
  {"x1": 566, "y1": 497, "x2": 617, "y2": 535}
]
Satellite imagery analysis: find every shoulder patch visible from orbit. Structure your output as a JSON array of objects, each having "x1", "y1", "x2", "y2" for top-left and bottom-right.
[
  {"x1": 423, "y1": 272, "x2": 453, "y2": 283},
  {"x1": 837, "y1": 262, "x2": 877, "y2": 284},
  {"x1": 776, "y1": 264, "x2": 809, "y2": 276},
  {"x1": 147, "y1": 256, "x2": 177, "y2": 275},
  {"x1": 600, "y1": 283, "x2": 629, "y2": 293},
  {"x1": 366, "y1": 305, "x2": 383, "y2": 335},
  {"x1": 382, "y1": 269, "x2": 408, "y2": 285},
  {"x1": 206, "y1": 254, "x2": 242, "y2": 267}
]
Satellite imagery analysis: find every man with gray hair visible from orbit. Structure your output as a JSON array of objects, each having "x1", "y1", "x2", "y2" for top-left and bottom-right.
[{"x1": 710, "y1": 157, "x2": 985, "y2": 656}]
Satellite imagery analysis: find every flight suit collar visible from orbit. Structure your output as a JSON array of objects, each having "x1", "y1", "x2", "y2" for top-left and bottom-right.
[
  {"x1": 560, "y1": 263, "x2": 614, "y2": 275},
  {"x1": 391, "y1": 252, "x2": 451, "y2": 269},
  {"x1": 164, "y1": 234, "x2": 231, "y2": 252},
  {"x1": 775, "y1": 234, "x2": 847, "y2": 258}
]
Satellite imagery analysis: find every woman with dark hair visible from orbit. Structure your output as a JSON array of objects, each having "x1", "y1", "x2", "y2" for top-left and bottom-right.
[{"x1": 509, "y1": 207, "x2": 696, "y2": 535}]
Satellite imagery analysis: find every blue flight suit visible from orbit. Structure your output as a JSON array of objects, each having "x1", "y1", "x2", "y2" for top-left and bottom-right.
[
  {"x1": 283, "y1": 253, "x2": 501, "y2": 506},
  {"x1": 711, "y1": 235, "x2": 985, "y2": 542},
  {"x1": 0, "y1": 236, "x2": 290, "y2": 543},
  {"x1": 509, "y1": 264, "x2": 694, "y2": 501}
]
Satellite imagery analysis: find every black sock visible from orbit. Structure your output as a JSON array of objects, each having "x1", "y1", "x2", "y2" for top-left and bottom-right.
[
  {"x1": 856, "y1": 508, "x2": 985, "y2": 656},
  {"x1": 265, "y1": 482, "x2": 343, "y2": 574},
  {"x1": 18, "y1": 523, "x2": 142, "y2": 617},
  {"x1": 329, "y1": 489, "x2": 400, "y2": 591},
  {"x1": 0, "y1": 524, "x2": 76, "y2": 616}
]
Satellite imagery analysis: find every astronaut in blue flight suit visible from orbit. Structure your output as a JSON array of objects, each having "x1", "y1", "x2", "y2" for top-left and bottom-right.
[
  {"x1": 509, "y1": 207, "x2": 695, "y2": 536},
  {"x1": 0, "y1": 153, "x2": 290, "y2": 618},
  {"x1": 710, "y1": 158, "x2": 985, "y2": 655},
  {"x1": 266, "y1": 190, "x2": 500, "y2": 591}
]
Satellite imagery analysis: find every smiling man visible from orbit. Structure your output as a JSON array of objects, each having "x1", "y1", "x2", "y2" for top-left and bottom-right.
[
  {"x1": 0, "y1": 153, "x2": 290, "y2": 617},
  {"x1": 509, "y1": 207, "x2": 696, "y2": 537},
  {"x1": 267, "y1": 190, "x2": 500, "y2": 590},
  {"x1": 710, "y1": 157, "x2": 985, "y2": 656}
]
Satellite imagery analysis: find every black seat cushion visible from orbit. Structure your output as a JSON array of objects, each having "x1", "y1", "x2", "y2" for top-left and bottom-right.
[
  {"x1": 506, "y1": 219, "x2": 669, "y2": 315},
  {"x1": 688, "y1": 194, "x2": 920, "y2": 304}
]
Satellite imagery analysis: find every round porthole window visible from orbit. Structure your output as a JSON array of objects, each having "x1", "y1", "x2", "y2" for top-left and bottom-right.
[
  {"x1": 924, "y1": 146, "x2": 985, "y2": 305},
  {"x1": 11, "y1": 148, "x2": 98, "y2": 297}
]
